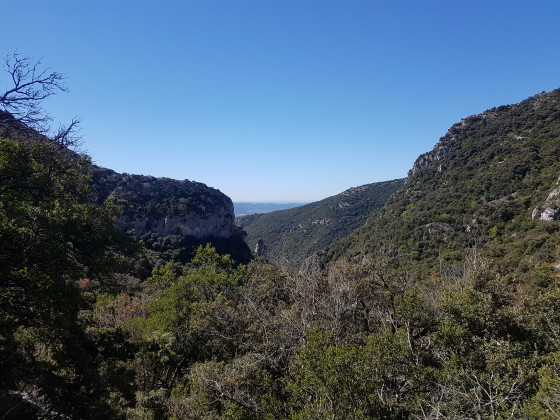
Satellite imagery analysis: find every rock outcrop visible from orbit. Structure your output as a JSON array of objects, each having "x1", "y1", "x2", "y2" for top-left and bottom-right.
[
  {"x1": 408, "y1": 106, "x2": 515, "y2": 179},
  {"x1": 532, "y1": 176, "x2": 560, "y2": 222},
  {"x1": 92, "y1": 167, "x2": 243, "y2": 239},
  {"x1": 254, "y1": 239, "x2": 267, "y2": 257},
  {"x1": 115, "y1": 211, "x2": 240, "y2": 239}
]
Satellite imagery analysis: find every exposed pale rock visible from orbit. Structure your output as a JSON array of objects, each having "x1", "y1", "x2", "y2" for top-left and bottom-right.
[
  {"x1": 532, "y1": 177, "x2": 560, "y2": 222},
  {"x1": 426, "y1": 222, "x2": 453, "y2": 236},
  {"x1": 535, "y1": 206, "x2": 560, "y2": 222},
  {"x1": 93, "y1": 169, "x2": 243, "y2": 239},
  {"x1": 484, "y1": 192, "x2": 519, "y2": 207},
  {"x1": 312, "y1": 218, "x2": 332, "y2": 226},
  {"x1": 117, "y1": 211, "x2": 240, "y2": 239},
  {"x1": 254, "y1": 239, "x2": 267, "y2": 256}
]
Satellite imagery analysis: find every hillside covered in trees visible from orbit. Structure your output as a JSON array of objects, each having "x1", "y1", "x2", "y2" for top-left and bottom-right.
[
  {"x1": 237, "y1": 179, "x2": 404, "y2": 265},
  {"x1": 327, "y1": 89, "x2": 560, "y2": 267},
  {"x1": 3, "y1": 60, "x2": 560, "y2": 418}
]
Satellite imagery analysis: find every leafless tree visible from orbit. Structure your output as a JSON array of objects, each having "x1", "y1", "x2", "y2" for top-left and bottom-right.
[
  {"x1": 0, "y1": 52, "x2": 80, "y2": 147},
  {"x1": 51, "y1": 117, "x2": 82, "y2": 149}
]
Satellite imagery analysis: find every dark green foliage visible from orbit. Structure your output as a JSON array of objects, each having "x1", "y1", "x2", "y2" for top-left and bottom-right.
[
  {"x1": 91, "y1": 167, "x2": 230, "y2": 219},
  {"x1": 141, "y1": 232, "x2": 252, "y2": 266},
  {"x1": 237, "y1": 179, "x2": 404, "y2": 265},
  {"x1": 0, "y1": 136, "x2": 136, "y2": 418}
]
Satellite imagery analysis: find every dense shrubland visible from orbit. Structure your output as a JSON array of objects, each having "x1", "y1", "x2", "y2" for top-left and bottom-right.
[{"x1": 3, "y1": 139, "x2": 560, "y2": 418}]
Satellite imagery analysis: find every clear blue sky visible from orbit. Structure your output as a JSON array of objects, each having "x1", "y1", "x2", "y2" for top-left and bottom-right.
[{"x1": 3, "y1": 1, "x2": 560, "y2": 201}]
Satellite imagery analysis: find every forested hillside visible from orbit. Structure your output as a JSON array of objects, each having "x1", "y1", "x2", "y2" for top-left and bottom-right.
[
  {"x1": 0, "y1": 133, "x2": 143, "y2": 417},
  {"x1": 237, "y1": 179, "x2": 404, "y2": 265},
  {"x1": 328, "y1": 89, "x2": 560, "y2": 269}
]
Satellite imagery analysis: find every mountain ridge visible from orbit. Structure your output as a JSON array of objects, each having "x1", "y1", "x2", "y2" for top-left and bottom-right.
[
  {"x1": 237, "y1": 178, "x2": 404, "y2": 264},
  {"x1": 326, "y1": 87, "x2": 560, "y2": 266},
  {"x1": 234, "y1": 202, "x2": 305, "y2": 216}
]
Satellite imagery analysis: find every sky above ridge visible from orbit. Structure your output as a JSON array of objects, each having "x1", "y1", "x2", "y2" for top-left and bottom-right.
[{"x1": 2, "y1": 1, "x2": 560, "y2": 202}]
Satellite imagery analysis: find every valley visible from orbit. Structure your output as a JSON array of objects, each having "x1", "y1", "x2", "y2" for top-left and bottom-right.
[
  {"x1": 233, "y1": 202, "x2": 305, "y2": 217},
  {"x1": 3, "y1": 87, "x2": 560, "y2": 418}
]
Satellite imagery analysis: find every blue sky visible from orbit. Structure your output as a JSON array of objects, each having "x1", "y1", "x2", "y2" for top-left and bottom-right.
[{"x1": 3, "y1": 1, "x2": 560, "y2": 201}]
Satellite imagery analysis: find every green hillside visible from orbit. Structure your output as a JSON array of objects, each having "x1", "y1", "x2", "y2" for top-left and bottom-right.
[
  {"x1": 237, "y1": 179, "x2": 404, "y2": 265},
  {"x1": 328, "y1": 89, "x2": 560, "y2": 272}
]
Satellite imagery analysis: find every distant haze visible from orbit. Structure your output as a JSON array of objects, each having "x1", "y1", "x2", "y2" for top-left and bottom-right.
[{"x1": 234, "y1": 202, "x2": 306, "y2": 217}]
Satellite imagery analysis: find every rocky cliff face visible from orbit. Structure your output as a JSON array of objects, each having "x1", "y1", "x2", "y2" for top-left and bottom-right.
[
  {"x1": 92, "y1": 167, "x2": 243, "y2": 239},
  {"x1": 116, "y1": 212, "x2": 239, "y2": 239}
]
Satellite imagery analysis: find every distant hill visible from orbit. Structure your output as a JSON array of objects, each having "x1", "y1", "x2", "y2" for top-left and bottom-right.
[
  {"x1": 327, "y1": 88, "x2": 560, "y2": 275},
  {"x1": 236, "y1": 179, "x2": 404, "y2": 265},
  {"x1": 234, "y1": 202, "x2": 305, "y2": 216}
]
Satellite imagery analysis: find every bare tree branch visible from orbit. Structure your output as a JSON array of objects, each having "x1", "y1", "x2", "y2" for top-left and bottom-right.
[
  {"x1": 51, "y1": 117, "x2": 82, "y2": 149},
  {"x1": 1, "y1": 52, "x2": 65, "y2": 129},
  {"x1": 0, "y1": 52, "x2": 81, "y2": 148}
]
